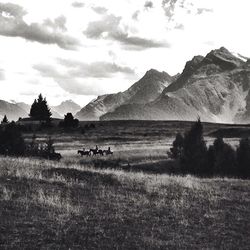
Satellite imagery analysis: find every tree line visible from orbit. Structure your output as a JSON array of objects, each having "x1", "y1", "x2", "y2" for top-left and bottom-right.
[
  {"x1": 169, "y1": 119, "x2": 250, "y2": 178},
  {"x1": 2, "y1": 94, "x2": 79, "y2": 129},
  {"x1": 0, "y1": 121, "x2": 56, "y2": 158},
  {"x1": 0, "y1": 94, "x2": 80, "y2": 159}
]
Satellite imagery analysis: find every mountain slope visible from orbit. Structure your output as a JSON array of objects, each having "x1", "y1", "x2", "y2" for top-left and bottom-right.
[
  {"x1": 76, "y1": 69, "x2": 173, "y2": 120},
  {"x1": 0, "y1": 100, "x2": 81, "y2": 121},
  {"x1": 0, "y1": 100, "x2": 27, "y2": 121},
  {"x1": 51, "y1": 100, "x2": 81, "y2": 117},
  {"x1": 101, "y1": 47, "x2": 250, "y2": 123}
]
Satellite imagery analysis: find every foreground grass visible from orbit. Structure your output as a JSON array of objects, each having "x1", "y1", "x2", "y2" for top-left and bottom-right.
[{"x1": 0, "y1": 157, "x2": 250, "y2": 249}]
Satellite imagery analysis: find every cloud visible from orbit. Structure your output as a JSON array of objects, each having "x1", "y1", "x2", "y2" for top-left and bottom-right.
[
  {"x1": 0, "y1": 3, "x2": 80, "y2": 50},
  {"x1": 174, "y1": 23, "x2": 184, "y2": 30},
  {"x1": 0, "y1": 69, "x2": 5, "y2": 80},
  {"x1": 197, "y1": 8, "x2": 213, "y2": 15},
  {"x1": 162, "y1": 0, "x2": 213, "y2": 20},
  {"x1": 132, "y1": 10, "x2": 140, "y2": 20},
  {"x1": 20, "y1": 90, "x2": 38, "y2": 96},
  {"x1": 144, "y1": 1, "x2": 153, "y2": 9},
  {"x1": 72, "y1": 2, "x2": 85, "y2": 8},
  {"x1": 33, "y1": 63, "x2": 89, "y2": 95},
  {"x1": 84, "y1": 14, "x2": 169, "y2": 50},
  {"x1": 92, "y1": 6, "x2": 108, "y2": 15},
  {"x1": 84, "y1": 14, "x2": 121, "y2": 39},
  {"x1": 57, "y1": 59, "x2": 135, "y2": 78},
  {"x1": 43, "y1": 15, "x2": 67, "y2": 32},
  {"x1": 0, "y1": 2, "x2": 27, "y2": 17},
  {"x1": 33, "y1": 61, "x2": 135, "y2": 95},
  {"x1": 162, "y1": 0, "x2": 180, "y2": 20}
]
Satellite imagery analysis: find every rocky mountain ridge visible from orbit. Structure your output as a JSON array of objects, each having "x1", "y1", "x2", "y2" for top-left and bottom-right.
[
  {"x1": 75, "y1": 69, "x2": 174, "y2": 120},
  {"x1": 100, "y1": 47, "x2": 250, "y2": 123}
]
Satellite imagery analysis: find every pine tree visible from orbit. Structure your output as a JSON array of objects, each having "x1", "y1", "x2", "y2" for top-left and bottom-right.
[
  {"x1": 1, "y1": 115, "x2": 8, "y2": 124},
  {"x1": 29, "y1": 94, "x2": 52, "y2": 121},
  {"x1": 208, "y1": 136, "x2": 237, "y2": 176},
  {"x1": 0, "y1": 122, "x2": 25, "y2": 155},
  {"x1": 180, "y1": 118, "x2": 208, "y2": 175},
  {"x1": 60, "y1": 113, "x2": 79, "y2": 128},
  {"x1": 237, "y1": 138, "x2": 250, "y2": 177},
  {"x1": 170, "y1": 133, "x2": 184, "y2": 159},
  {"x1": 213, "y1": 136, "x2": 237, "y2": 176}
]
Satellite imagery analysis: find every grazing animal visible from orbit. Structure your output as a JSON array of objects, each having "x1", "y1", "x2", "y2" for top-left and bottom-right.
[
  {"x1": 78, "y1": 150, "x2": 90, "y2": 156},
  {"x1": 48, "y1": 152, "x2": 62, "y2": 161}
]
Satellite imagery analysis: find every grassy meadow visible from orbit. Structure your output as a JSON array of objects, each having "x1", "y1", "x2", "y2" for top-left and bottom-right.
[
  {"x1": 0, "y1": 156, "x2": 250, "y2": 249},
  {"x1": 1, "y1": 120, "x2": 250, "y2": 249}
]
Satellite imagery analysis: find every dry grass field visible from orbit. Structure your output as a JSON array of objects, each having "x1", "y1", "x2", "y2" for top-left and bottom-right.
[
  {"x1": 0, "y1": 156, "x2": 250, "y2": 249},
  {"x1": 1, "y1": 120, "x2": 250, "y2": 249}
]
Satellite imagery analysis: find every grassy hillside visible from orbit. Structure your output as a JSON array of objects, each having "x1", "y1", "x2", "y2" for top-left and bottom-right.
[{"x1": 0, "y1": 157, "x2": 249, "y2": 249}]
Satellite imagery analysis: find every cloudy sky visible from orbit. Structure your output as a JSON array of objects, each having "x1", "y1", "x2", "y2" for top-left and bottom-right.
[{"x1": 0, "y1": 0, "x2": 249, "y2": 106}]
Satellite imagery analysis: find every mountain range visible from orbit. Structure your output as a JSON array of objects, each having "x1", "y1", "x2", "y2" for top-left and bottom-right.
[
  {"x1": 76, "y1": 47, "x2": 250, "y2": 124},
  {"x1": 1, "y1": 47, "x2": 250, "y2": 124},
  {"x1": 75, "y1": 69, "x2": 175, "y2": 120},
  {"x1": 0, "y1": 100, "x2": 81, "y2": 122}
]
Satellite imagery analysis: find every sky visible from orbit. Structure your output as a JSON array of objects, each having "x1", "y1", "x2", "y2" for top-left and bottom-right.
[{"x1": 0, "y1": 0, "x2": 250, "y2": 106}]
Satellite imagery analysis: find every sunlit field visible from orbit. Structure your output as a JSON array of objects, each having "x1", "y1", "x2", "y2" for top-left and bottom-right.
[
  {"x1": 23, "y1": 120, "x2": 248, "y2": 170},
  {"x1": 1, "y1": 120, "x2": 250, "y2": 249}
]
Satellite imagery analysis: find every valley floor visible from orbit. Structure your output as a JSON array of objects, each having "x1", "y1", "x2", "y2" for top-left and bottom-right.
[{"x1": 0, "y1": 157, "x2": 250, "y2": 249}]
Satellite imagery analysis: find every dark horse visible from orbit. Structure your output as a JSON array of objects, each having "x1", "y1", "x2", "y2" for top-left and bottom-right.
[
  {"x1": 90, "y1": 148, "x2": 103, "y2": 156},
  {"x1": 78, "y1": 150, "x2": 91, "y2": 156},
  {"x1": 103, "y1": 147, "x2": 113, "y2": 155}
]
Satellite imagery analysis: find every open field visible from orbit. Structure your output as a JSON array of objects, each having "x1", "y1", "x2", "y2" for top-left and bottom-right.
[
  {"x1": 0, "y1": 156, "x2": 250, "y2": 249},
  {"x1": 1, "y1": 120, "x2": 250, "y2": 248},
  {"x1": 22, "y1": 120, "x2": 250, "y2": 172}
]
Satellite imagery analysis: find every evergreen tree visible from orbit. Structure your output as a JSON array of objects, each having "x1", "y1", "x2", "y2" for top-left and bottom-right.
[
  {"x1": 170, "y1": 133, "x2": 184, "y2": 159},
  {"x1": 237, "y1": 138, "x2": 250, "y2": 177},
  {"x1": 209, "y1": 136, "x2": 237, "y2": 176},
  {"x1": 180, "y1": 118, "x2": 208, "y2": 175},
  {"x1": 59, "y1": 113, "x2": 79, "y2": 128},
  {"x1": 0, "y1": 122, "x2": 25, "y2": 155},
  {"x1": 207, "y1": 145, "x2": 215, "y2": 175},
  {"x1": 1, "y1": 115, "x2": 8, "y2": 124},
  {"x1": 29, "y1": 94, "x2": 52, "y2": 121}
]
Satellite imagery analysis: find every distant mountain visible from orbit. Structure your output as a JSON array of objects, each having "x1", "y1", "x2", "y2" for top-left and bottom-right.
[
  {"x1": 0, "y1": 100, "x2": 27, "y2": 121},
  {"x1": 52, "y1": 100, "x2": 81, "y2": 117},
  {"x1": 101, "y1": 47, "x2": 250, "y2": 123},
  {"x1": 2, "y1": 47, "x2": 250, "y2": 124},
  {"x1": 16, "y1": 102, "x2": 30, "y2": 113},
  {"x1": 75, "y1": 69, "x2": 174, "y2": 120},
  {"x1": 0, "y1": 100, "x2": 81, "y2": 121}
]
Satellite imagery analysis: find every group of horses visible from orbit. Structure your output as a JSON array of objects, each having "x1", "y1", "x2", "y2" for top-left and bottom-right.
[{"x1": 78, "y1": 146, "x2": 113, "y2": 157}]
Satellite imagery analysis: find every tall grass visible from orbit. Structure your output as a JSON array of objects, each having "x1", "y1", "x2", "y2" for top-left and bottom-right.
[{"x1": 0, "y1": 156, "x2": 250, "y2": 249}]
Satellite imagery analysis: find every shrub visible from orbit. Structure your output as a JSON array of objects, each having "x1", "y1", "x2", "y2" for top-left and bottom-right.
[
  {"x1": 169, "y1": 133, "x2": 184, "y2": 159},
  {"x1": 236, "y1": 138, "x2": 250, "y2": 178},
  {"x1": 0, "y1": 122, "x2": 26, "y2": 156},
  {"x1": 211, "y1": 136, "x2": 237, "y2": 176},
  {"x1": 59, "y1": 113, "x2": 79, "y2": 129}
]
